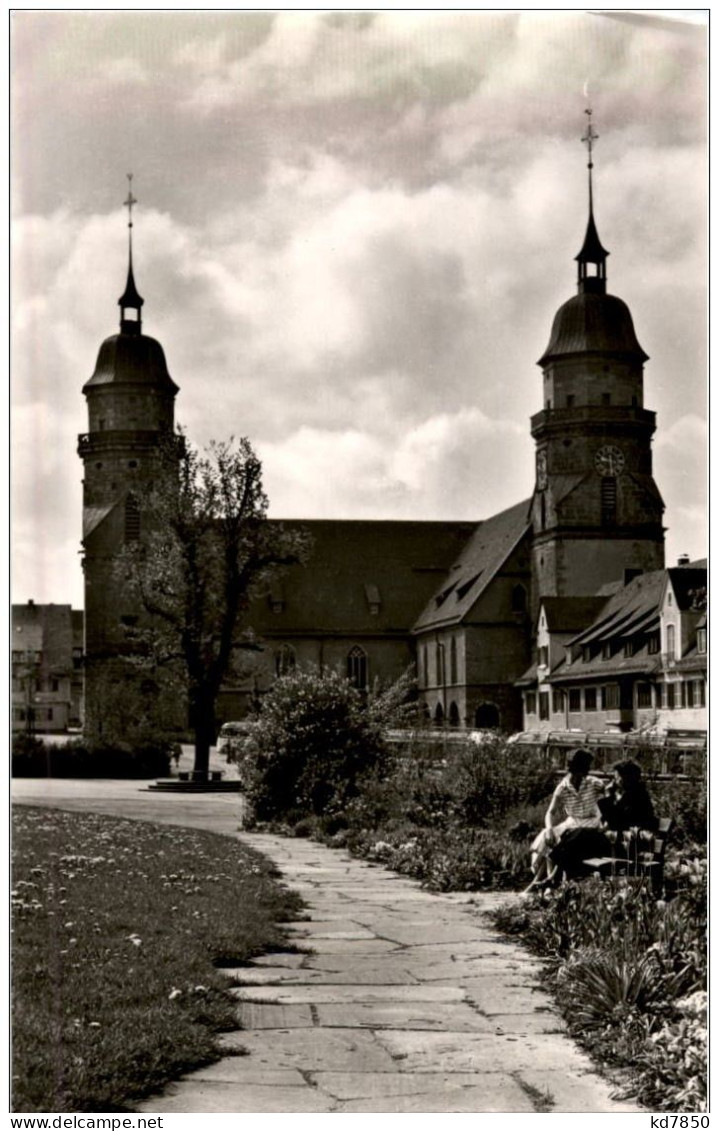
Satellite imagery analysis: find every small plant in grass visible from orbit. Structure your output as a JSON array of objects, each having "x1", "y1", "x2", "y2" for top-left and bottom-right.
[{"x1": 12, "y1": 806, "x2": 302, "y2": 1112}]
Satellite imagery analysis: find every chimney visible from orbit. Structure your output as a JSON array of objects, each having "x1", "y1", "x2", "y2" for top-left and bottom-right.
[
  {"x1": 27, "y1": 599, "x2": 34, "y2": 607},
  {"x1": 677, "y1": 554, "x2": 691, "y2": 566}
]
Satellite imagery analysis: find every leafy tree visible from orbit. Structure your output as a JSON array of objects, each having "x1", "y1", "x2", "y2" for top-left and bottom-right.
[{"x1": 119, "y1": 433, "x2": 309, "y2": 777}]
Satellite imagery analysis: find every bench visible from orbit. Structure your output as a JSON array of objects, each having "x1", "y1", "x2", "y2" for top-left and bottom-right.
[{"x1": 583, "y1": 817, "x2": 673, "y2": 894}]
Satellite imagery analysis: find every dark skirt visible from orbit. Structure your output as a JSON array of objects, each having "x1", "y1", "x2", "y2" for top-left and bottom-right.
[{"x1": 550, "y1": 827, "x2": 614, "y2": 879}]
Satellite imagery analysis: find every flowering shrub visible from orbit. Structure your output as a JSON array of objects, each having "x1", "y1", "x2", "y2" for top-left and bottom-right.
[{"x1": 242, "y1": 668, "x2": 416, "y2": 822}]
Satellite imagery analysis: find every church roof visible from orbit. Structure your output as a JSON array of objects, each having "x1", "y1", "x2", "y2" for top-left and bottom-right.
[
  {"x1": 248, "y1": 518, "x2": 475, "y2": 638},
  {"x1": 84, "y1": 332, "x2": 178, "y2": 392},
  {"x1": 412, "y1": 498, "x2": 532, "y2": 633},
  {"x1": 538, "y1": 291, "x2": 648, "y2": 366},
  {"x1": 540, "y1": 596, "x2": 607, "y2": 632}
]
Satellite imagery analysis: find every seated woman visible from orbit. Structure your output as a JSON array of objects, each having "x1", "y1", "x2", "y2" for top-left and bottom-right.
[
  {"x1": 526, "y1": 748, "x2": 609, "y2": 889},
  {"x1": 598, "y1": 759, "x2": 658, "y2": 870}
]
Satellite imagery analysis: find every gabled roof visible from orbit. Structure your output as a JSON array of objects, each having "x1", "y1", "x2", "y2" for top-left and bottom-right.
[
  {"x1": 540, "y1": 596, "x2": 607, "y2": 633},
  {"x1": 666, "y1": 567, "x2": 707, "y2": 611},
  {"x1": 568, "y1": 569, "x2": 666, "y2": 648},
  {"x1": 412, "y1": 498, "x2": 531, "y2": 633}
]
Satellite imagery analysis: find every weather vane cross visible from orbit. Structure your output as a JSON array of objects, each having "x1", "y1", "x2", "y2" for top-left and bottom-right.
[
  {"x1": 124, "y1": 173, "x2": 137, "y2": 228},
  {"x1": 581, "y1": 107, "x2": 599, "y2": 170}
]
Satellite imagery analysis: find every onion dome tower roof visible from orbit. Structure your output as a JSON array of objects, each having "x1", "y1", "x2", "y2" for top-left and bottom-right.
[
  {"x1": 538, "y1": 106, "x2": 648, "y2": 367},
  {"x1": 83, "y1": 176, "x2": 178, "y2": 393}
]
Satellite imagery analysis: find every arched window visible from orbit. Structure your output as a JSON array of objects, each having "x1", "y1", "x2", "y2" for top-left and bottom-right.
[
  {"x1": 274, "y1": 644, "x2": 296, "y2": 677},
  {"x1": 434, "y1": 701, "x2": 444, "y2": 726},
  {"x1": 436, "y1": 643, "x2": 445, "y2": 687},
  {"x1": 475, "y1": 702, "x2": 500, "y2": 729},
  {"x1": 449, "y1": 637, "x2": 457, "y2": 685},
  {"x1": 124, "y1": 494, "x2": 140, "y2": 542},
  {"x1": 448, "y1": 701, "x2": 460, "y2": 727},
  {"x1": 511, "y1": 584, "x2": 527, "y2": 614},
  {"x1": 347, "y1": 646, "x2": 368, "y2": 691}
]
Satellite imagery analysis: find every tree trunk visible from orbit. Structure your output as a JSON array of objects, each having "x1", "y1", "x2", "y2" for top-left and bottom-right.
[{"x1": 191, "y1": 691, "x2": 216, "y2": 778}]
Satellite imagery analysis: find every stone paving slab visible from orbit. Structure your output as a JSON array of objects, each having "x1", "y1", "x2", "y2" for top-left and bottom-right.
[
  {"x1": 141, "y1": 1080, "x2": 335, "y2": 1113},
  {"x1": 374, "y1": 1029, "x2": 597, "y2": 1076},
  {"x1": 230, "y1": 982, "x2": 468, "y2": 1004},
  {"x1": 216, "y1": 1027, "x2": 401, "y2": 1072},
  {"x1": 229, "y1": 963, "x2": 419, "y2": 985},
  {"x1": 307, "y1": 1069, "x2": 531, "y2": 1103},
  {"x1": 235, "y1": 1002, "x2": 315, "y2": 1029},
  {"x1": 314, "y1": 1001, "x2": 497, "y2": 1032}
]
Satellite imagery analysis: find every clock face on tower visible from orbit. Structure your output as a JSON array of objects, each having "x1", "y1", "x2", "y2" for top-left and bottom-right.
[
  {"x1": 594, "y1": 445, "x2": 625, "y2": 477},
  {"x1": 536, "y1": 450, "x2": 548, "y2": 490}
]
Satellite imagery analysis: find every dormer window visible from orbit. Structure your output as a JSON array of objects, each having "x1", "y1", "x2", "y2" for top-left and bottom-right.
[
  {"x1": 364, "y1": 584, "x2": 381, "y2": 616},
  {"x1": 582, "y1": 645, "x2": 592, "y2": 663},
  {"x1": 697, "y1": 628, "x2": 707, "y2": 655},
  {"x1": 602, "y1": 642, "x2": 612, "y2": 660}
]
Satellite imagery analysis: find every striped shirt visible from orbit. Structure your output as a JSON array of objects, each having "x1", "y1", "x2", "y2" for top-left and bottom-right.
[{"x1": 551, "y1": 774, "x2": 605, "y2": 823}]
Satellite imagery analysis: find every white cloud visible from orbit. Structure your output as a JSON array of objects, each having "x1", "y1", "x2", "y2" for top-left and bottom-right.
[{"x1": 10, "y1": 12, "x2": 707, "y2": 603}]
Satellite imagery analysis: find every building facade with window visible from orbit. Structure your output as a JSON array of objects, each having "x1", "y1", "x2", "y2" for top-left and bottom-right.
[
  {"x1": 519, "y1": 562, "x2": 706, "y2": 735},
  {"x1": 12, "y1": 602, "x2": 84, "y2": 733}
]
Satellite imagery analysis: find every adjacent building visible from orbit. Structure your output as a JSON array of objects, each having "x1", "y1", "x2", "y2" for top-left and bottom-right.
[
  {"x1": 519, "y1": 560, "x2": 707, "y2": 735},
  {"x1": 11, "y1": 601, "x2": 83, "y2": 732}
]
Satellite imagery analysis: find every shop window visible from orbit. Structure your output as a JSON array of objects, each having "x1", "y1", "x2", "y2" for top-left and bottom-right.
[
  {"x1": 525, "y1": 692, "x2": 537, "y2": 716},
  {"x1": 568, "y1": 688, "x2": 582, "y2": 712},
  {"x1": 602, "y1": 684, "x2": 620, "y2": 710},
  {"x1": 552, "y1": 689, "x2": 565, "y2": 713},
  {"x1": 585, "y1": 687, "x2": 597, "y2": 712},
  {"x1": 539, "y1": 692, "x2": 549, "y2": 721}
]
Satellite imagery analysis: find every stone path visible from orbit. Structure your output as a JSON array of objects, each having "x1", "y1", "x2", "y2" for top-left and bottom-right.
[{"x1": 12, "y1": 777, "x2": 641, "y2": 1114}]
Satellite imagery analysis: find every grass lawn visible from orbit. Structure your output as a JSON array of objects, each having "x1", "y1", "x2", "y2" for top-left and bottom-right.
[{"x1": 12, "y1": 805, "x2": 303, "y2": 1113}]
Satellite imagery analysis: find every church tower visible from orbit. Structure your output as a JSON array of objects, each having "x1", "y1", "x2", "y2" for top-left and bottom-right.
[
  {"x1": 78, "y1": 179, "x2": 179, "y2": 732},
  {"x1": 530, "y1": 110, "x2": 664, "y2": 609}
]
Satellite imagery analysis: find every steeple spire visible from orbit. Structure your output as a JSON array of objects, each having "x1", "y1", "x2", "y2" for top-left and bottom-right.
[
  {"x1": 118, "y1": 173, "x2": 144, "y2": 334},
  {"x1": 575, "y1": 104, "x2": 609, "y2": 294}
]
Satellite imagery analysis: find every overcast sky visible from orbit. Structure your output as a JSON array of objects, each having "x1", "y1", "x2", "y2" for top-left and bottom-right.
[{"x1": 11, "y1": 10, "x2": 707, "y2": 609}]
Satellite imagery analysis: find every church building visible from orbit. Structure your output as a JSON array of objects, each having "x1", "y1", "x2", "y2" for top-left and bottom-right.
[{"x1": 77, "y1": 117, "x2": 704, "y2": 739}]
